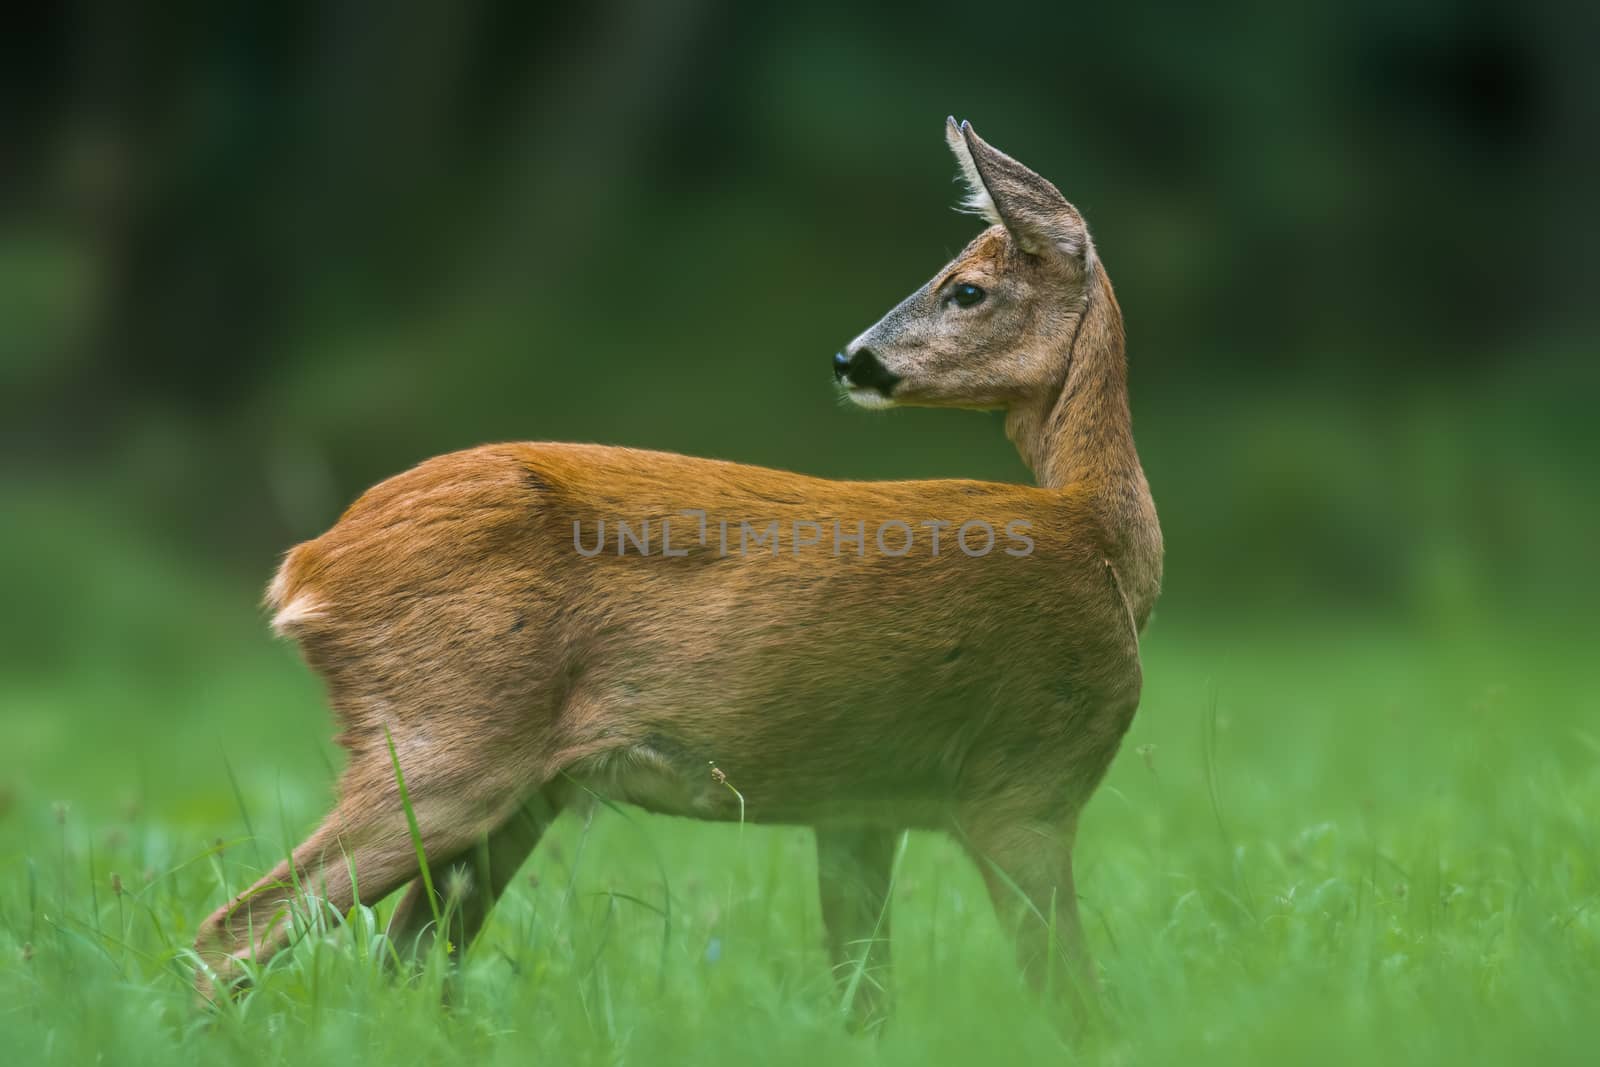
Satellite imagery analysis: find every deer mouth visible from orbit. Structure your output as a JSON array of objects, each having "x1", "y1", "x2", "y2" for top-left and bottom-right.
[
  {"x1": 843, "y1": 385, "x2": 897, "y2": 410},
  {"x1": 834, "y1": 347, "x2": 902, "y2": 405}
]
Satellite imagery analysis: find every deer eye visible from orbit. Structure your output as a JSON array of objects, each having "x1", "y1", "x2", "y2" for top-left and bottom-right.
[{"x1": 949, "y1": 283, "x2": 986, "y2": 309}]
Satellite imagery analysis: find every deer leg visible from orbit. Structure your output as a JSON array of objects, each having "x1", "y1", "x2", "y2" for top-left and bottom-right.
[
  {"x1": 387, "y1": 788, "x2": 559, "y2": 962},
  {"x1": 193, "y1": 803, "x2": 419, "y2": 1004},
  {"x1": 193, "y1": 757, "x2": 524, "y2": 1005},
  {"x1": 964, "y1": 814, "x2": 1097, "y2": 1018},
  {"x1": 816, "y1": 825, "x2": 900, "y2": 1029}
]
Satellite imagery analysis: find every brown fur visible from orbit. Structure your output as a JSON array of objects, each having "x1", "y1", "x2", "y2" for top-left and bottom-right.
[{"x1": 193, "y1": 119, "x2": 1163, "y2": 1025}]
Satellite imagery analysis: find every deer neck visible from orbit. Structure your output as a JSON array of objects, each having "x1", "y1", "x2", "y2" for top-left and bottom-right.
[{"x1": 1005, "y1": 266, "x2": 1163, "y2": 627}]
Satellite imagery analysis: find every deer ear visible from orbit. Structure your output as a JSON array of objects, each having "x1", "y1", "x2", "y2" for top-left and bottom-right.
[
  {"x1": 946, "y1": 118, "x2": 1090, "y2": 262},
  {"x1": 945, "y1": 115, "x2": 1002, "y2": 228}
]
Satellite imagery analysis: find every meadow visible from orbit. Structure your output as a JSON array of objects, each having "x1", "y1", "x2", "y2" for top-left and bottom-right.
[
  {"x1": 7, "y1": 5, "x2": 1596, "y2": 1058},
  {"x1": 2, "y1": 480, "x2": 1596, "y2": 1065}
]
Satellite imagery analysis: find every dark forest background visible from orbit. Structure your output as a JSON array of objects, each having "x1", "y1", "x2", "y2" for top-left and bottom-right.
[{"x1": 3, "y1": 0, "x2": 1597, "y2": 653}]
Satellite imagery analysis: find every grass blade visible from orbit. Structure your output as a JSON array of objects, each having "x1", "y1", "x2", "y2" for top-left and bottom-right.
[{"x1": 384, "y1": 727, "x2": 440, "y2": 932}]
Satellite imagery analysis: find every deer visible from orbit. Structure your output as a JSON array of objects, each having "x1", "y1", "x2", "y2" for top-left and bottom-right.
[{"x1": 193, "y1": 117, "x2": 1163, "y2": 1026}]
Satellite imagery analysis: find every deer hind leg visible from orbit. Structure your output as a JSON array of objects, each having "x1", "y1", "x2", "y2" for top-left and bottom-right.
[
  {"x1": 816, "y1": 825, "x2": 901, "y2": 1030},
  {"x1": 192, "y1": 749, "x2": 528, "y2": 1005},
  {"x1": 192, "y1": 800, "x2": 419, "y2": 1004},
  {"x1": 386, "y1": 787, "x2": 561, "y2": 963}
]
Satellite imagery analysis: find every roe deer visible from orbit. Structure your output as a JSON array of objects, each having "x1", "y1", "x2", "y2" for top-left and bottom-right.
[{"x1": 194, "y1": 118, "x2": 1162, "y2": 1024}]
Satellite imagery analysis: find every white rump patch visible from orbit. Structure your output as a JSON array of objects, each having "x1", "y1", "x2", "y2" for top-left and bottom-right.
[
  {"x1": 271, "y1": 593, "x2": 326, "y2": 636},
  {"x1": 265, "y1": 561, "x2": 293, "y2": 610}
]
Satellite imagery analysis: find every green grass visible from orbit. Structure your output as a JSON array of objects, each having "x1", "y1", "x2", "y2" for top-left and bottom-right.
[{"x1": 1, "y1": 501, "x2": 1597, "y2": 1064}]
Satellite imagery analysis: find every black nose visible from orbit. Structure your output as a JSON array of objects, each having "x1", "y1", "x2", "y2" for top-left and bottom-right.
[{"x1": 834, "y1": 347, "x2": 903, "y2": 395}]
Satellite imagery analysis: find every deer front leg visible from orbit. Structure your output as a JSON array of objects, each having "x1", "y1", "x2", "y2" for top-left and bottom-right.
[
  {"x1": 815, "y1": 825, "x2": 900, "y2": 1031},
  {"x1": 963, "y1": 813, "x2": 1098, "y2": 1024}
]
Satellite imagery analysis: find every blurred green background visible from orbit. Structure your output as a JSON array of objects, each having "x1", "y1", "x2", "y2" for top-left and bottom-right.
[
  {"x1": 4, "y1": 2, "x2": 1596, "y2": 625},
  {"x1": 2, "y1": 2, "x2": 1597, "y2": 1062}
]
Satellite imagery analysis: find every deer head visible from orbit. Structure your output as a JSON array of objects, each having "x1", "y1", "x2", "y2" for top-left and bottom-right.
[{"x1": 834, "y1": 118, "x2": 1100, "y2": 414}]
